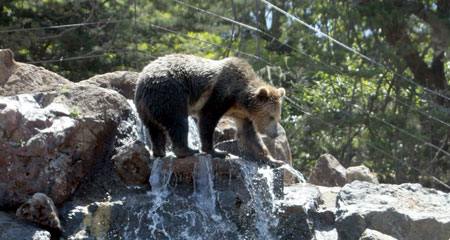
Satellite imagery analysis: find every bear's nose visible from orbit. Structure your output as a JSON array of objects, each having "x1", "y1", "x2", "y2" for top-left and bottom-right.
[{"x1": 269, "y1": 131, "x2": 279, "y2": 138}]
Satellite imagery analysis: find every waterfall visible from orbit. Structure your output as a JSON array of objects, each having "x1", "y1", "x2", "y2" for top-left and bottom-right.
[{"x1": 120, "y1": 100, "x2": 320, "y2": 240}]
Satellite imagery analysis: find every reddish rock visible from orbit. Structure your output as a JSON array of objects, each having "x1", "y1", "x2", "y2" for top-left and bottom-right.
[
  {"x1": 308, "y1": 154, "x2": 347, "y2": 187},
  {"x1": 16, "y1": 193, "x2": 61, "y2": 231},
  {"x1": 112, "y1": 140, "x2": 151, "y2": 185}
]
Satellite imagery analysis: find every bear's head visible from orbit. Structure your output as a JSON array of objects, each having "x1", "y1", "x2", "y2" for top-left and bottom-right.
[{"x1": 250, "y1": 86, "x2": 285, "y2": 138}]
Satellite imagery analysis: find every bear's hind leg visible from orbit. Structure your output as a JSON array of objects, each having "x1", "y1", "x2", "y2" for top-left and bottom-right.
[
  {"x1": 147, "y1": 120, "x2": 167, "y2": 158},
  {"x1": 167, "y1": 117, "x2": 199, "y2": 158},
  {"x1": 198, "y1": 93, "x2": 233, "y2": 158}
]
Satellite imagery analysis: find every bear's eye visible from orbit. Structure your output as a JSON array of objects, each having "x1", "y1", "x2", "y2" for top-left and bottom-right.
[{"x1": 269, "y1": 116, "x2": 275, "y2": 121}]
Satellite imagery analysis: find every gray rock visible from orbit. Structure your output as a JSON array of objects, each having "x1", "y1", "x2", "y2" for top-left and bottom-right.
[
  {"x1": 78, "y1": 71, "x2": 139, "y2": 99},
  {"x1": 346, "y1": 165, "x2": 379, "y2": 184},
  {"x1": 16, "y1": 193, "x2": 61, "y2": 231},
  {"x1": 317, "y1": 186, "x2": 341, "y2": 210},
  {"x1": 360, "y1": 229, "x2": 397, "y2": 240},
  {"x1": 336, "y1": 181, "x2": 450, "y2": 240},
  {"x1": 0, "y1": 211, "x2": 51, "y2": 240},
  {"x1": 308, "y1": 154, "x2": 346, "y2": 187},
  {"x1": 112, "y1": 140, "x2": 151, "y2": 185},
  {"x1": 276, "y1": 183, "x2": 321, "y2": 239},
  {"x1": 336, "y1": 211, "x2": 367, "y2": 240}
]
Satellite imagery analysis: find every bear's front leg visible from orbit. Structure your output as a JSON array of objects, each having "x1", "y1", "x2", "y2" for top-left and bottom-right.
[
  {"x1": 198, "y1": 115, "x2": 228, "y2": 158},
  {"x1": 234, "y1": 118, "x2": 284, "y2": 167},
  {"x1": 198, "y1": 94, "x2": 233, "y2": 158}
]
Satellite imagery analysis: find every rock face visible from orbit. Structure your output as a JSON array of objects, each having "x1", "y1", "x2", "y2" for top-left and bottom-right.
[
  {"x1": 16, "y1": 193, "x2": 61, "y2": 231},
  {"x1": 336, "y1": 181, "x2": 450, "y2": 240},
  {"x1": 59, "y1": 156, "x2": 317, "y2": 240},
  {"x1": 0, "y1": 75, "x2": 133, "y2": 208},
  {"x1": 308, "y1": 154, "x2": 347, "y2": 187},
  {"x1": 346, "y1": 165, "x2": 379, "y2": 184},
  {"x1": 0, "y1": 212, "x2": 51, "y2": 240}
]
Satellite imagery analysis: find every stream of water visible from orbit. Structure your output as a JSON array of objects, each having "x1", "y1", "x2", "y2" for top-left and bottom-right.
[{"x1": 123, "y1": 100, "x2": 312, "y2": 239}]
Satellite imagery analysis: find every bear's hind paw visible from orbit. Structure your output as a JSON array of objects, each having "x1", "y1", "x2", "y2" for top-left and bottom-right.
[{"x1": 174, "y1": 148, "x2": 200, "y2": 158}]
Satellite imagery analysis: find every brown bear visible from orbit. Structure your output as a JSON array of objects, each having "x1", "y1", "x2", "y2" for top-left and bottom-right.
[{"x1": 134, "y1": 54, "x2": 285, "y2": 165}]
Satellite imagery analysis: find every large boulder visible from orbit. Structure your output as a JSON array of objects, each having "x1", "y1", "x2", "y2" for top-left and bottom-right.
[
  {"x1": 0, "y1": 83, "x2": 133, "y2": 208},
  {"x1": 336, "y1": 181, "x2": 450, "y2": 240},
  {"x1": 308, "y1": 154, "x2": 347, "y2": 187}
]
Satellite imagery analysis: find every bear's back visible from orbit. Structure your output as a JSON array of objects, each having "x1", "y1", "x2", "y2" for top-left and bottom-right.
[{"x1": 139, "y1": 54, "x2": 223, "y2": 84}]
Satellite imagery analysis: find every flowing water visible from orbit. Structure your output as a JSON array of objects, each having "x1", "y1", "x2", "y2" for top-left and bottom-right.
[{"x1": 121, "y1": 100, "x2": 322, "y2": 239}]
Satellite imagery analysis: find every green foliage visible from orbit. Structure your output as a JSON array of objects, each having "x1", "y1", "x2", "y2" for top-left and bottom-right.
[
  {"x1": 1, "y1": 0, "x2": 449, "y2": 190},
  {"x1": 70, "y1": 106, "x2": 79, "y2": 117}
]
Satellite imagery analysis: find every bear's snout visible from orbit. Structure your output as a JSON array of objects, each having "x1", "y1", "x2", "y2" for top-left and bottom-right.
[
  {"x1": 267, "y1": 131, "x2": 279, "y2": 138},
  {"x1": 266, "y1": 125, "x2": 279, "y2": 138}
]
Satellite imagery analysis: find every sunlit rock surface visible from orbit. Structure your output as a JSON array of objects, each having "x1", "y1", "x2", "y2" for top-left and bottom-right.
[
  {"x1": 336, "y1": 181, "x2": 450, "y2": 240},
  {"x1": 0, "y1": 84, "x2": 132, "y2": 208}
]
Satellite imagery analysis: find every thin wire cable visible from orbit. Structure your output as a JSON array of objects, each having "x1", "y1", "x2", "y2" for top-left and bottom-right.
[
  {"x1": 284, "y1": 96, "x2": 450, "y2": 191},
  {"x1": 133, "y1": 0, "x2": 139, "y2": 70},
  {"x1": 174, "y1": 0, "x2": 345, "y2": 75},
  {"x1": 261, "y1": 0, "x2": 450, "y2": 102},
  {"x1": 25, "y1": 50, "x2": 135, "y2": 64},
  {"x1": 0, "y1": 19, "x2": 131, "y2": 33},
  {"x1": 353, "y1": 104, "x2": 450, "y2": 157},
  {"x1": 19, "y1": 17, "x2": 449, "y2": 152},
  {"x1": 11, "y1": 15, "x2": 447, "y2": 189},
  {"x1": 145, "y1": 22, "x2": 450, "y2": 153},
  {"x1": 175, "y1": 0, "x2": 450, "y2": 127},
  {"x1": 146, "y1": 22, "x2": 307, "y2": 86}
]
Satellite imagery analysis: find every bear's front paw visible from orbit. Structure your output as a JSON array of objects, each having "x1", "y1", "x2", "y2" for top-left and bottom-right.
[{"x1": 262, "y1": 156, "x2": 285, "y2": 168}]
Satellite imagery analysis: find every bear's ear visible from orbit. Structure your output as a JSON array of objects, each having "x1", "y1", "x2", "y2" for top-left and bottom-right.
[
  {"x1": 256, "y1": 87, "x2": 269, "y2": 99},
  {"x1": 278, "y1": 88, "x2": 285, "y2": 98}
]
